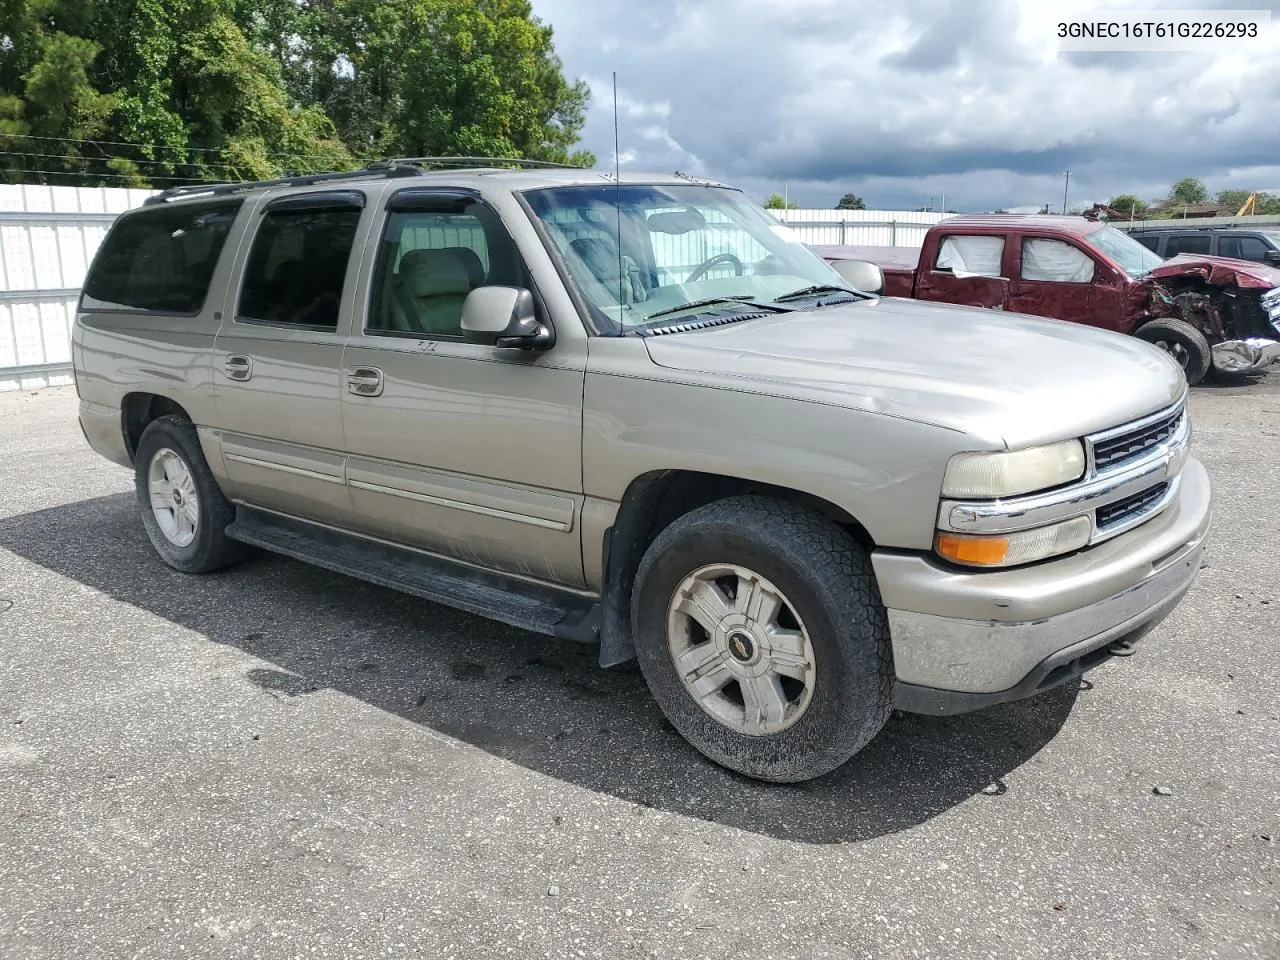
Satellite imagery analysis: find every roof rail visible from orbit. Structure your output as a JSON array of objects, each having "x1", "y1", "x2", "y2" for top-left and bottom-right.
[
  {"x1": 142, "y1": 164, "x2": 427, "y2": 206},
  {"x1": 141, "y1": 156, "x2": 584, "y2": 205},
  {"x1": 371, "y1": 156, "x2": 583, "y2": 170}
]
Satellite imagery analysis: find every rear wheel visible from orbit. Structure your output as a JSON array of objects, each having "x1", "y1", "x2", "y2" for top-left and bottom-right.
[
  {"x1": 631, "y1": 496, "x2": 894, "y2": 782},
  {"x1": 134, "y1": 414, "x2": 248, "y2": 574},
  {"x1": 1133, "y1": 318, "x2": 1211, "y2": 385}
]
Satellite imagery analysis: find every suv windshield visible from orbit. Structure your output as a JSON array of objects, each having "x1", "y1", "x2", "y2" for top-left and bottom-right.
[
  {"x1": 1087, "y1": 224, "x2": 1165, "y2": 278},
  {"x1": 522, "y1": 183, "x2": 853, "y2": 329}
]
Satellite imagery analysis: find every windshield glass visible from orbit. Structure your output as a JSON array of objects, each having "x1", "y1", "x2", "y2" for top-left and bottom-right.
[
  {"x1": 1087, "y1": 224, "x2": 1165, "y2": 277},
  {"x1": 522, "y1": 183, "x2": 852, "y2": 329}
]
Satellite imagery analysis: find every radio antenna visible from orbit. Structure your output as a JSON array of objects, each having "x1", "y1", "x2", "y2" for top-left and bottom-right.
[{"x1": 613, "y1": 71, "x2": 624, "y2": 328}]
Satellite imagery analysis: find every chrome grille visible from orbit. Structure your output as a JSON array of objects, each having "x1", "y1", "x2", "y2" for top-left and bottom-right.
[
  {"x1": 1092, "y1": 407, "x2": 1184, "y2": 471},
  {"x1": 1095, "y1": 481, "x2": 1169, "y2": 530}
]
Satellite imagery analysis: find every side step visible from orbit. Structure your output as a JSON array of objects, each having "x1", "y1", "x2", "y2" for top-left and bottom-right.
[{"x1": 224, "y1": 507, "x2": 601, "y2": 644}]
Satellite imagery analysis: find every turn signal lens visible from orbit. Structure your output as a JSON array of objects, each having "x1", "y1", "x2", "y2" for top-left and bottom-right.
[
  {"x1": 936, "y1": 515, "x2": 1092, "y2": 568},
  {"x1": 936, "y1": 534, "x2": 1009, "y2": 565}
]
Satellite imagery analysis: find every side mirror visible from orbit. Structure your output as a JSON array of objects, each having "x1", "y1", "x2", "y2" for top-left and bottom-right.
[
  {"x1": 460, "y1": 286, "x2": 553, "y2": 350},
  {"x1": 829, "y1": 259, "x2": 884, "y2": 294},
  {"x1": 1264, "y1": 250, "x2": 1280, "y2": 265}
]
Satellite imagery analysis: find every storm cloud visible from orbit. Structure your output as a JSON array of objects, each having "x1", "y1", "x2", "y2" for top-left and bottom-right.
[{"x1": 531, "y1": 0, "x2": 1280, "y2": 210}]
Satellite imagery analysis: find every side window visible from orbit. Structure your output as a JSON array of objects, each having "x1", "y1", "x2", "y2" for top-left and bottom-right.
[
  {"x1": 82, "y1": 199, "x2": 243, "y2": 313},
  {"x1": 237, "y1": 198, "x2": 363, "y2": 330},
  {"x1": 1165, "y1": 234, "x2": 1210, "y2": 257},
  {"x1": 368, "y1": 195, "x2": 523, "y2": 338},
  {"x1": 935, "y1": 235, "x2": 1004, "y2": 277},
  {"x1": 1219, "y1": 236, "x2": 1267, "y2": 261},
  {"x1": 1020, "y1": 238, "x2": 1095, "y2": 283},
  {"x1": 1133, "y1": 234, "x2": 1161, "y2": 253}
]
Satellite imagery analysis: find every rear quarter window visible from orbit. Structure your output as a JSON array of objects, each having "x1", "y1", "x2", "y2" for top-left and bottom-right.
[
  {"x1": 81, "y1": 199, "x2": 243, "y2": 314},
  {"x1": 1165, "y1": 234, "x2": 1210, "y2": 257}
]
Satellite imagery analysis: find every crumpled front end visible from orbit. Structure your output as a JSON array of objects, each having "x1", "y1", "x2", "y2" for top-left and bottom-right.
[{"x1": 1137, "y1": 267, "x2": 1280, "y2": 374}]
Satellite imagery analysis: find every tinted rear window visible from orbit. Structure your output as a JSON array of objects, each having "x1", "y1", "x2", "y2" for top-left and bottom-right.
[
  {"x1": 82, "y1": 200, "x2": 243, "y2": 313},
  {"x1": 1165, "y1": 234, "x2": 1210, "y2": 256},
  {"x1": 237, "y1": 206, "x2": 362, "y2": 329}
]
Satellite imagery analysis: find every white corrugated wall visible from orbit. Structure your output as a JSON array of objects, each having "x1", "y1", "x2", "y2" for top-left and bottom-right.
[
  {"x1": 770, "y1": 208, "x2": 948, "y2": 246},
  {"x1": 0, "y1": 185, "x2": 157, "y2": 391},
  {"x1": 0, "y1": 186, "x2": 936, "y2": 391}
]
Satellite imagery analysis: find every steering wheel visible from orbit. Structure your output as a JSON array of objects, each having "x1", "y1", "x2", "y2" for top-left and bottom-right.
[{"x1": 685, "y1": 253, "x2": 744, "y2": 283}]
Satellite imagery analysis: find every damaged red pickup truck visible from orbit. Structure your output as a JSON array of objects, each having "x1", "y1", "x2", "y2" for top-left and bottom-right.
[{"x1": 816, "y1": 215, "x2": 1280, "y2": 385}]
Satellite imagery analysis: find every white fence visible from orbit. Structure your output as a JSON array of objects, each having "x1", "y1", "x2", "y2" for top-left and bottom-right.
[
  {"x1": 772, "y1": 208, "x2": 947, "y2": 247},
  {"x1": 0, "y1": 185, "x2": 938, "y2": 391},
  {"x1": 1, "y1": 185, "x2": 157, "y2": 391}
]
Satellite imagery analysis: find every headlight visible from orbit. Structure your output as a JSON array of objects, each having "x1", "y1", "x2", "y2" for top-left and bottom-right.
[
  {"x1": 936, "y1": 515, "x2": 1092, "y2": 567},
  {"x1": 942, "y1": 440, "x2": 1086, "y2": 499}
]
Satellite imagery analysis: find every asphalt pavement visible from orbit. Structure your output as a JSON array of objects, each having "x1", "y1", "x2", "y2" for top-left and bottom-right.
[{"x1": 0, "y1": 380, "x2": 1276, "y2": 959}]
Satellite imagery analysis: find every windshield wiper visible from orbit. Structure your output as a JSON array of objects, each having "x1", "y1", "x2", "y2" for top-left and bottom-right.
[
  {"x1": 773, "y1": 284, "x2": 861, "y2": 303},
  {"x1": 640, "y1": 295, "x2": 790, "y2": 323}
]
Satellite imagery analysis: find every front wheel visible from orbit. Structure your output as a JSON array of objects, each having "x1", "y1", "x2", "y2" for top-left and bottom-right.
[
  {"x1": 1133, "y1": 318, "x2": 1211, "y2": 385},
  {"x1": 631, "y1": 496, "x2": 894, "y2": 782}
]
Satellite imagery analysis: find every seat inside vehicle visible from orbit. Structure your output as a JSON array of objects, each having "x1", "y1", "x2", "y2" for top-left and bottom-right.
[{"x1": 391, "y1": 248, "x2": 474, "y2": 335}]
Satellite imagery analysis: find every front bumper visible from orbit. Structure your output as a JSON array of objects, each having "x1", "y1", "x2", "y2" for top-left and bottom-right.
[
  {"x1": 874, "y1": 456, "x2": 1212, "y2": 715},
  {"x1": 1210, "y1": 338, "x2": 1280, "y2": 375}
]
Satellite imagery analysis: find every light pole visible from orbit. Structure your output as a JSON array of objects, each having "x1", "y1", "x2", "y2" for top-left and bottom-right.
[{"x1": 1062, "y1": 170, "x2": 1071, "y2": 214}]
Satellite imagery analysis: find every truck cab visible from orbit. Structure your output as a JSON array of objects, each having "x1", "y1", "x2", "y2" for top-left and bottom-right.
[{"x1": 817, "y1": 214, "x2": 1280, "y2": 384}]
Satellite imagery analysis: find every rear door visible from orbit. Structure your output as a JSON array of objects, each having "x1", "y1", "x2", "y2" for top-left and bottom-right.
[
  {"x1": 914, "y1": 233, "x2": 1009, "y2": 307},
  {"x1": 1164, "y1": 233, "x2": 1211, "y2": 258},
  {"x1": 1006, "y1": 235, "x2": 1099, "y2": 325},
  {"x1": 211, "y1": 190, "x2": 371, "y2": 525}
]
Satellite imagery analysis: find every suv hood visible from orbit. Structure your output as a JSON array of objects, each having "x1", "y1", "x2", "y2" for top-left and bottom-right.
[
  {"x1": 1147, "y1": 254, "x2": 1280, "y2": 290},
  {"x1": 642, "y1": 297, "x2": 1186, "y2": 449}
]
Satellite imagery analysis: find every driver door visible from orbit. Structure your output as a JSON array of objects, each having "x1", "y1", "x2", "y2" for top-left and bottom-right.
[
  {"x1": 1006, "y1": 235, "x2": 1097, "y2": 326},
  {"x1": 339, "y1": 189, "x2": 588, "y2": 587}
]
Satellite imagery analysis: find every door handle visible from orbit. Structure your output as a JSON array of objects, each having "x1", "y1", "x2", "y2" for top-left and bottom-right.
[
  {"x1": 346, "y1": 366, "x2": 384, "y2": 397},
  {"x1": 224, "y1": 355, "x2": 253, "y2": 381}
]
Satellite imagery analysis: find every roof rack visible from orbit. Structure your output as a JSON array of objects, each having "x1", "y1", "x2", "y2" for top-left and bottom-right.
[
  {"x1": 143, "y1": 156, "x2": 583, "y2": 205},
  {"x1": 371, "y1": 156, "x2": 582, "y2": 170},
  {"x1": 142, "y1": 164, "x2": 426, "y2": 205}
]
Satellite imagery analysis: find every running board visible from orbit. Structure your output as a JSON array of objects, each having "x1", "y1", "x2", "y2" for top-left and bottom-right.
[{"x1": 225, "y1": 507, "x2": 600, "y2": 644}]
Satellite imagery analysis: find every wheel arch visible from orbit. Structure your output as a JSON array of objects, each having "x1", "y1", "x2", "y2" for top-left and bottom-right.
[
  {"x1": 598, "y1": 468, "x2": 875, "y2": 668},
  {"x1": 121, "y1": 392, "x2": 194, "y2": 465}
]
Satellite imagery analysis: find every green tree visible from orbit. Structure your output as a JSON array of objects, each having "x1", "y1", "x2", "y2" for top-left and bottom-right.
[
  {"x1": 1214, "y1": 189, "x2": 1280, "y2": 215},
  {"x1": 1168, "y1": 177, "x2": 1208, "y2": 205},
  {"x1": 764, "y1": 193, "x2": 797, "y2": 209},
  {"x1": 1216, "y1": 189, "x2": 1252, "y2": 213},
  {"x1": 0, "y1": 0, "x2": 593, "y2": 186},
  {"x1": 393, "y1": 0, "x2": 593, "y2": 164},
  {"x1": 1107, "y1": 194, "x2": 1148, "y2": 218},
  {"x1": 836, "y1": 193, "x2": 864, "y2": 210}
]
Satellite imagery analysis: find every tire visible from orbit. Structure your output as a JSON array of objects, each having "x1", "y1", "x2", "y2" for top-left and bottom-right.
[
  {"x1": 1133, "y1": 318, "x2": 1211, "y2": 385},
  {"x1": 631, "y1": 495, "x2": 894, "y2": 782},
  {"x1": 134, "y1": 414, "x2": 248, "y2": 574}
]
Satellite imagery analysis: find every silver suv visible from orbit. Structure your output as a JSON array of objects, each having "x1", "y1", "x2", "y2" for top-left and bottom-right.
[{"x1": 72, "y1": 160, "x2": 1212, "y2": 782}]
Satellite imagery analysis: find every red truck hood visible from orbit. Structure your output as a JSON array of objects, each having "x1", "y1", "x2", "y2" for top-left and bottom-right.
[{"x1": 1146, "y1": 254, "x2": 1280, "y2": 290}]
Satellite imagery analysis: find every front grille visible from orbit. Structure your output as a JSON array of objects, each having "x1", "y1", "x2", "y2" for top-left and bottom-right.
[
  {"x1": 1092, "y1": 408, "x2": 1183, "y2": 470},
  {"x1": 1096, "y1": 481, "x2": 1169, "y2": 530}
]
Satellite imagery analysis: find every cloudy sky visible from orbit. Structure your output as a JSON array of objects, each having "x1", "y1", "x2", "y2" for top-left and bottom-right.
[{"x1": 529, "y1": 0, "x2": 1280, "y2": 211}]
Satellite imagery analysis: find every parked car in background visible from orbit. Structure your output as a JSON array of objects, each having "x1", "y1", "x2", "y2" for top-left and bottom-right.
[
  {"x1": 1124, "y1": 225, "x2": 1280, "y2": 266},
  {"x1": 815, "y1": 214, "x2": 1280, "y2": 385},
  {"x1": 73, "y1": 164, "x2": 1210, "y2": 782}
]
